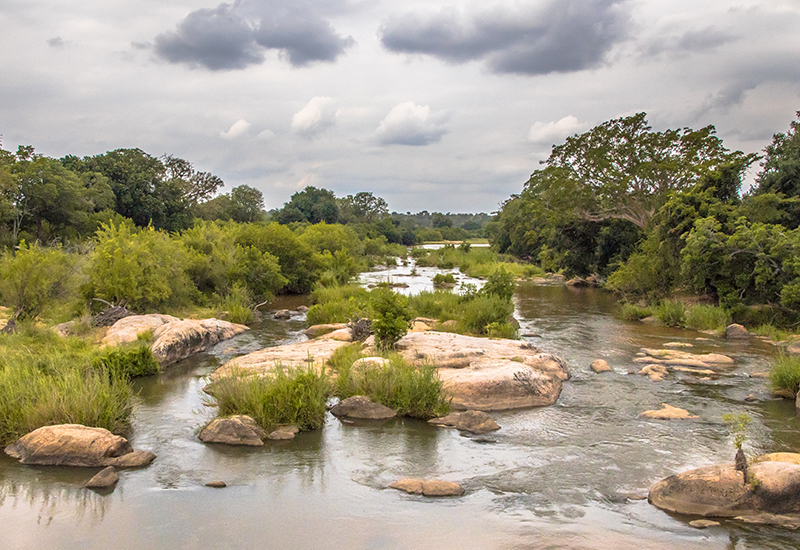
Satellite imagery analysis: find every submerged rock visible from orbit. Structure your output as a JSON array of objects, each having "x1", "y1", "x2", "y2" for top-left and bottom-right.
[
  {"x1": 330, "y1": 396, "x2": 397, "y2": 420},
  {"x1": 205, "y1": 481, "x2": 227, "y2": 488},
  {"x1": 4, "y1": 424, "x2": 154, "y2": 468},
  {"x1": 639, "y1": 403, "x2": 698, "y2": 420},
  {"x1": 86, "y1": 466, "x2": 119, "y2": 489},
  {"x1": 689, "y1": 519, "x2": 720, "y2": 529},
  {"x1": 199, "y1": 415, "x2": 266, "y2": 446},
  {"x1": 389, "y1": 478, "x2": 465, "y2": 497},
  {"x1": 392, "y1": 331, "x2": 569, "y2": 411},
  {"x1": 639, "y1": 364, "x2": 668, "y2": 381},
  {"x1": 590, "y1": 359, "x2": 612, "y2": 373},
  {"x1": 268, "y1": 425, "x2": 299, "y2": 440},
  {"x1": 151, "y1": 318, "x2": 248, "y2": 366},
  {"x1": 428, "y1": 410, "x2": 500, "y2": 433},
  {"x1": 649, "y1": 460, "x2": 800, "y2": 519},
  {"x1": 274, "y1": 309, "x2": 292, "y2": 320},
  {"x1": 636, "y1": 348, "x2": 733, "y2": 369}
]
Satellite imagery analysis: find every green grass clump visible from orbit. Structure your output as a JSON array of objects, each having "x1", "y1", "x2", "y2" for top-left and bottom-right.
[
  {"x1": 620, "y1": 303, "x2": 656, "y2": 321},
  {"x1": 0, "y1": 328, "x2": 133, "y2": 445},
  {"x1": 684, "y1": 304, "x2": 731, "y2": 332},
  {"x1": 216, "y1": 284, "x2": 254, "y2": 325},
  {"x1": 458, "y1": 294, "x2": 515, "y2": 336},
  {"x1": 327, "y1": 347, "x2": 450, "y2": 419},
  {"x1": 93, "y1": 342, "x2": 160, "y2": 379},
  {"x1": 769, "y1": 354, "x2": 800, "y2": 395},
  {"x1": 212, "y1": 366, "x2": 330, "y2": 432},
  {"x1": 306, "y1": 284, "x2": 370, "y2": 325},
  {"x1": 433, "y1": 273, "x2": 456, "y2": 285},
  {"x1": 753, "y1": 324, "x2": 796, "y2": 342},
  {"x1": 656, "y1": 299, "x2": 686, "y2": 327}
]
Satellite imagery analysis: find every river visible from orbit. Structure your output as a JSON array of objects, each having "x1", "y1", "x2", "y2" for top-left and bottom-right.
[{"x1": 2, "y1": 263, "x2": 800, "y2": 549}]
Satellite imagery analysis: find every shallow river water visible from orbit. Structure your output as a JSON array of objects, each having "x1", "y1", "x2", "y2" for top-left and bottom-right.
[{"x1": 3, "y1": 264, "x2": 800, "y2": 550}]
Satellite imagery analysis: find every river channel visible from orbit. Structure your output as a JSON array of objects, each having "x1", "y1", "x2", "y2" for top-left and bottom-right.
[{"x1": 2, "y1": 260, "x2": 800, "y2": 549}]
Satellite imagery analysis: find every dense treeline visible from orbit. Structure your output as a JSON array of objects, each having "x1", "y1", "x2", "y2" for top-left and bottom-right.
[{"x1": 493, "y1": 111, "x2": 800, "y2": 323}]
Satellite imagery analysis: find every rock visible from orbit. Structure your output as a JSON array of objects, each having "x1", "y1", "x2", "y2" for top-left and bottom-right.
[
  {"x1": 749, "y1": 371, "x2": 770, "y2": 379},
  {"x1": 199, "y1": 415, "x2": 266, "y2": 446},
  {"x1": 297, "y1": 305, "x2": 309, "y2": 312},
  {"x1": 788, "y1": 341, "x2": 800, "y2": 354},
  {"x1": 636, "y1": 348, "x2": 734, "y2": 369},
  {"x1": 547, "y1": 273, "x2": 565, "y2": 281},
  {"x1": 205, "y1": 481, "x2": 227, "y2": 488},
  {"x1": 150, "y1": 318, "x2": 248, "y2": 366},
  {"x1": 101, "y1": 314, "x2": 179, "y2": 347},
  {"x1": 392, "y1": 332, "x2": 569, "y2": 411},
  {"x1": 585, "y1": 274, "x2": 600, "y2": 286},
  {"x1": 107, "y1": 450, "x2": 157, "y2": 469},
  {"x1": 92, "y1": 305, "x2": 134, "y2": 327},
  {"x1": 410, "y1": 317, "x2": 438, "y2": 332},
  {"x1": 531, "y1": 277, "x2": 549, "y2": 284},
  {"x1": 210, "y1": 339, "x2": 350, "y2": 382},
  {"x1": 389, "y1": 478, "x2": 465, "y2": 497},
  {"x1": 565, "y1": 277, "x2": 590, "y2": 287},
  {"x1": 640, "y1": 316, "x2": 658, "y2": 324},
  {"x1": 428, "y1": 410, "x2": 500, "y2": 433},
  {"x1": 672, "y1": 366, "x2": 716, "y2": 376},
  {"x1": 689, "y1": 519, "x2": 720, "y2": 529},
  {"x1": 507, "y1": 315, "x2": 521, "y2": 329},
  {"x1": 53, "y1": 321, "x2": 79, "y2": 338},
  {"x1": 744, "y1": 394, "x2": 758, "y2": 402},
  {"x1": 303, "y1": 323, "x2": 348, "y2": 338},
  {"x1": 639, "y1": 364, "x2": 668, "y2": 381},
  {"x1": 330, "y1": 396, "x2": 397, "y2": 420},
  {"x1": 274, "y1": 309, "x2": 292, "y2": 320},
  {"x1": 773, "y1": 388, "x2": 796, "y2": 399},
  {"x1": 639, "y1": 403, "x2": 698, "y2": 420},
  {"x1": 317, "y1": 328, "x2": 353, "y2": 342},
  {"x1": 758, "y1": 452, "x2": 800, "y2": 465},
  {"x1": 4, "y1": 424, "x2": 151, "y2": 467},
  {"x1": 267, "y1": 429, "x2": 296, "y2": 440},
  {"x1": 726, "y1": 323, "x2": 750, "y2": 339},
  {"x1": 590, "y1": 359, "x2": 612, "y2": 373},
  {"x1": 86, "y1": 466, "x2": 119, "y2": 489},
  {"x1": 649, "y1": 461, "x2": 800, "y2": 518},
  {"x1": 664, "y1": 342, "x2": 693, "y2": 348}
]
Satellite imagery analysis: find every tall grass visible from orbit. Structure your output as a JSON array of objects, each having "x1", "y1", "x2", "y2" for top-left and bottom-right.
[
  {"x1": 212, "y1": 366, "x2": 330, "y2": 431},
  {"x1": 620, "y1": 303, "x2": 656, "y2": 321},
  {"x1": 769, "y1": 353, "x2": 800, "y2": 395},
  {"x1": 306, "y1": 284, "x2": 370, "y2": 325},
  {"x1": 656, "y1": 299, "x2": 686, "y2": 327},
  {"x1": 327, "y1": 346, "x2": 450, "y2": 419},
  {"x1": 684, "y1": 305, "x2": 731, "y2": 332},
  {"x1": 0, "y1": 328, "x2": 134, "y2": 445},
  {"x1": 93, "y1": 342, "x2": 160, "y2": 379}
]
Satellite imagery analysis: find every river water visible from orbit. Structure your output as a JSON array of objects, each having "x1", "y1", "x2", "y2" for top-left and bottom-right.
[{"x1": 2, "y1": 263, "x2": 800, "y2": 549}]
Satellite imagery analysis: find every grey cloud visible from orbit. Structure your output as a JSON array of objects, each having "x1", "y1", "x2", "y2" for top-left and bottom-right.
[
  {"x1": 644, "y1": 26, "x2": 738, "y2": 58},
  {"x1": 47, "y1": 36, "x2": 65, "y2": 48},
  {"x1": 379, "y1": 0, "x2": 631, "y2": 75},
  {"x1": 154, "y1": 1, "x2": 353, "y2": 71}
]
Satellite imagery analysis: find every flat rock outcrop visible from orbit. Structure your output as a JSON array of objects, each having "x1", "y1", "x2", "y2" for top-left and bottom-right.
[
  {"x1": 330, "y1": 396, "x2": 397, "y2": 420},
  {"x1": 389, "y1": 478, "x2": 465, "y2": 497},
  {"x1": 209, "y1": 339, "x2": 350, "y2": 382},
  {"x1": 635, "y1": 348, "x2": 734, "y2": 369},
  {"x1": 303, "y1": 323, "x2": 348, "y2": 338},
  {"x1": 639, "y1": 403, "x2": 698, "y2": 420},
  {"x1": 4, "y1": 424, "x2": 155, "y2": 468},
  {"x1": 429, "y1": 410, "x2": 500, "y2": 433},
  {"x1": 101, "y1": 314, "x2": 179, "y2": 347},
  {"x1": 150, "y1": 318, "x2": 248, "y2": 366},
  {"x1": 392, "y1": 332, "x2": 569, "y2": 411},
  {"x1": 649, "y1": 459, "x2": 800, "y2": 519},
  {"x1": 199, "y1": 415, "x2": 266, "y2": 446}
]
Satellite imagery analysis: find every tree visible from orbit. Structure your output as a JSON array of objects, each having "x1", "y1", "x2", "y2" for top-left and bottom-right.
[
  {"x1": 432, "y1": 212, "x2": 452, "y2": 228},
  {"x1": 537, "y1": 112, "x2": 756, "y2": 229},
  {"x1": 752, "y1": 111, "x2": 800, "y2": 228},
  {"x1": 275, "y1": 186, "x2": 339, "y2": 225},
  {"x1": 228, "y1": 185, "x2": 265, "y2": 222},
  {"x1": 338, "y1": 192, "x2": 388, "y2": 224}
]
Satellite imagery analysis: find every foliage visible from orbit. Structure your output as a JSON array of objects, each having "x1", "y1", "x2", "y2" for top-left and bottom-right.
[
  {"x1": 754, "y1": 111, "x2": 800, "y2": 226},
  {"x1": 327, "y1": 345, "x2": 450, "y2": 419},
  {"x1": 432, "y1": 273, "x2": 456, "y2": 285},
  {"x1": 0, "y1": 241, "x2": 81, "y2": 322},
  {"x1": 370, "y1": 287, "x2": 412, "y2": 350},
  {"x1": 306, "y1": 284, "x2": 370, "y2": 325},
  {"x1": 655, "y1": 299, "x2": 686, "y2": 327},
  {"x1": 93, "y1": 342, "x2": 160, "y2": 379},
  {"x1": 769, "y1": 354, "x2": 800, "y2": 395},
  {"x1": 620, "y1": 303, "x2": 656, "y2": 321},
  {"x1": 274, "y1": 186, "x2": 339, "y2": 224},
  {"x1": 684, "y1": 304, "x2": 731, "y2": 331},
  {"x1": 482, "y1": 266, "x2": 516, "y2": 301},
  {"x1": 216, "y1": 283, "x2": 255, "y2": 325},
  {"x1": 458, "y1": 294, "x2": 515, "y2": 336},
  {"x1": 722, "y1": 412, "x2": 752, "y2": 450},
  {"x1": 212, "y1": 366, "x2": 329, "y2": 431}
]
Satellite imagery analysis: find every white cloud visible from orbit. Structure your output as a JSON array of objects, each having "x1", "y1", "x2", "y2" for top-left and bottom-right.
[
  {"x1": 375, "y1": 101, "x2": 449, "y2": 146},
  {"x1": 291, "y1": 97, "x2": 336, "y2": 138},
  {"x1": 256, "y1": 128, "x2": 275, "y2": 140},
  {"x1": 527, "y1": 115, "x2": 587, "y2": 145},
  {"x1": 220, "y1": 119, "x2": 252, "y2": 139}
]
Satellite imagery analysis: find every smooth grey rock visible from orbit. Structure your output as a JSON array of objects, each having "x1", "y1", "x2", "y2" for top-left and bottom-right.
[
  {"x1": 5, "y1": 424, "x2": 133, "y2": 467},
  {"x1": 330, "y1": 396, "x2": 397, "y2": 420},
  {"x1": 205, "y1": 481, "x2": 227, "y2": 488},
  {"x1": 726, "y1": 323, "x2": 750, "y2": 339},
  {"x1": 86, "y1": 466, "x2": 118, "y2": 489},
  {"x1": 199, "y1": 415, "x2": 266, "y2": 446},
  {"x1": 429, "y1": 410, "x2": 500, "y2": 434}
]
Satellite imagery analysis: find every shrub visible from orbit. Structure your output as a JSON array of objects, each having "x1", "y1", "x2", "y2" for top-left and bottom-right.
[
  {"x1": 93, "y1": 342, "x2": 160, "y2": 379},
  {"x1": 370, "y1": 287, "x2": 412, "y2": 350},
  {"x1": 212, "y1": 366, "x2": 329, "y2": 431},
  {"x1": 432, "y1": 273, "x2": 456, "y2": 285},
  {"x1": 684, "y1": 304, "x2": 731, "y2": 331},
  {"x1": 459, "y1": 295, "x2": 514, "y2": 336},
  {"x1": 482, "y1": 266, "x2": 516, "y2": 301},
  {"x1": 620, "y1": 303, "x2": 655, "y2": 321},
  {"x1": 656, "y1": 299, "x2": 686, "y2": 327},
  {"x1": 769, "y1": 353, "x2": 800, "y2": 395}
]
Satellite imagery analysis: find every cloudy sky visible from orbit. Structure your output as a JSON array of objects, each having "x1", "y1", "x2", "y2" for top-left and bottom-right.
[{"x1": 1, "y1": 0, "x2": 799, "y2": 213}]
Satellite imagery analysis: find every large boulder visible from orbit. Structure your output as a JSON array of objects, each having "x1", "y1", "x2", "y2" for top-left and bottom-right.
[
  {"x1": 4, "y1": 424, "x2": 154, "y2": 468},
  {"x1": 150, "y1": 318, "x2": 248, "y2": 366},
  {"x1": 649, "y1": 459, "x2": 800, "y2": 518},
  {"x1": 198, "y1": 415, "x2": 266, "y2": 446},
  {"x1": 209, "y1": 339, "x2": 351, "y2": 382},
  {"x1": 330, "y1": 396, "x2": 397, "y2": 420},
  {"x1": 392, "y1": 332, "x2": 569, "y2": 411},
  {"x1": 101, "y1": 314, "x2": 179, "y2": 347}
]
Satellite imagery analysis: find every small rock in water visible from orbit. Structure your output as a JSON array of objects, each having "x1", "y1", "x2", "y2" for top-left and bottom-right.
[
  {"x1": 85, "y1": 466, "x2": 119, "y2": 489},
  {"x1": 749, "y1": 372, "x2": 770, "y2": 379},
  {"x1": 273, "y1": 309, "x2": 292, "y2": 320},
  {"x1": 639, "y1": 364, "x2": 668, "y2": 381},
  {"x1": 268, "y1": 429, "x2": 296, "y2": 440},
  {"x1": 664, "y1": 342, "x2": 693, "y2": 348},
  {"x1": 205, "y1": 481, "x2": 227, "y2": 488},
  {"x1": 639, "y1": 403, "x2": 698, "y2": 420},
  {"x1": 689, "y1": 519, "x2": 720, "y2": 529},
  {"x1": 773, "y1": 388, "x2": 796, "y2": 400},
  {"x1": 428, "y1": 410, "x2": 500, "y2": 434},
  {"x1": 330, "y1": 395, "x2": 397, "y2": 420},
  {"x1": 297, "y1": 305, "x2": 309, "y2": 312},
  {"x1": 199, "y1": 415, "x2": 266, "y2": 446},
  {"x1": 726, "y1": 323, "x2": 750, "y2": 340},
  {"x1": 590, "y1": 359, "x2": 612, "y2": 373},
  {"x1": 745, "y1": 394, "x2": 758, "y2": 402},
  {"x1": 389, "y1": 478, "x2": 465, "y2": 497}
]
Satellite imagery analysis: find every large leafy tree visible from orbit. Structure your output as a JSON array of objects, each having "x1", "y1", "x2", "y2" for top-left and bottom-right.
[
  {"x1": 536, "y1": 112, "x2": 757, "y2": 229},
  {"x1": 274, "y1": 186, "x2": 339, "y2": 225}
]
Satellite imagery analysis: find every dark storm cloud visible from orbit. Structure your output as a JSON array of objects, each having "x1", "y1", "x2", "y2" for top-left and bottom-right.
[
  {"x1": 154, "y1": 1, "x2": 354, "y2": 71},
  {"x1": 379, "y1": 0, "x2": 632, "y2": 75}
]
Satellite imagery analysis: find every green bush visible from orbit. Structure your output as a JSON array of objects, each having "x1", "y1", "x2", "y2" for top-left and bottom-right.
[
  {"x1": 482, "y1": 266, "x2": 516, "y2": 301},
  {"x1": 458, "y1": 294, "x2": 514, "y2": 335},
  {"x1": 370, "y1": 287, "x2": 412, "y2": 350},
  {"x1": 212, "y1": 366, "x2": 329, "y2": 431},
  {"x1": 216, "y1": 283, "x2": 255, "y2": 325},
  {"x1": 328, "y1": 348, "x2": 450, "y2": 419},
  {"x1": 620, "y1": 303, "x2": 655, "y2": 321},
  {"x1": 432, "y1": 273, "x2": 456, "y2": 285},
  {"x1": 770, "y1": 353, "x2": 800, "y2": 395},
  {"x1": 684, "y1": 304, "x2": 731, "y2": 331},
  {"x1": 656, "y1": 299, "x2": 686, "y2": 327},
  {"x1": 93, "y1": 342, "x2": 160, "y2": 379}
]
